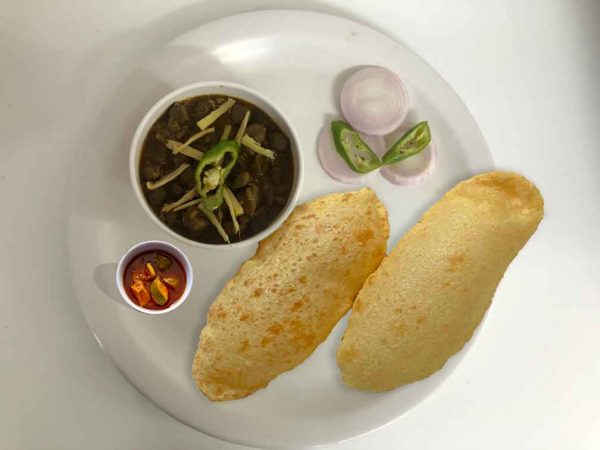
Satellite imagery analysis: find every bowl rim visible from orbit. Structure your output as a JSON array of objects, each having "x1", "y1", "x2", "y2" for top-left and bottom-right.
[
  {"x1": 115, "y1": 240, "x2": 194, "y2": 315},
  {"x1": 129, "y1": 81, "x2": 304, "y2": 249}
]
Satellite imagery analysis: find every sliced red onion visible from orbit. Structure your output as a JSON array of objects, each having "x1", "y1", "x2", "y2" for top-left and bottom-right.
[
  {"x1": 318, "y1": 126, "x2": 385, "y2": 184},
  {"x1": 340, "y1": 67, "x2": 409, "y2": 136},
  {"x1": 381, "y1": 140, "x2": 437, "y2": 186}
]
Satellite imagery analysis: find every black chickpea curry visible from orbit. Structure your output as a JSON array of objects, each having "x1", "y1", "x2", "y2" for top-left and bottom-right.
[{"x1": 139, "y1": 95, "x2": 294, "y2": 244}]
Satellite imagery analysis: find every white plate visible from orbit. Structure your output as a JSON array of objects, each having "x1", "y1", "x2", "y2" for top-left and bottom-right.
[{"x1": 66, "y1": 10, "x2": 493, "y2": 449}]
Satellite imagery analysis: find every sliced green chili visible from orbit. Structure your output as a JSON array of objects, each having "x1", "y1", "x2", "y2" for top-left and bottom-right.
[
  {"x1": 194, "y1": 140, "x2": 239, "y2": 211},
  {"x1": 382, "y1": 121, "x2": 431, "y2": 165},
  {"x1": 331, "y1": 121, "x2": 381, "y2": 173}
]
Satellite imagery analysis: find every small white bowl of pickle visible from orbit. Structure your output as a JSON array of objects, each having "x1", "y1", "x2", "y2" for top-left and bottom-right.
[{"x1": 116, "y1": 240, "x2": 193, "y2": 315}]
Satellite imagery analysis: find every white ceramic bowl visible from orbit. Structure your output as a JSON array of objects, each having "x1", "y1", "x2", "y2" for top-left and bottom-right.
[
  {"x1": 130, "y1": 81, "x2": 304, "y2": 249},
  {"x1": 116, "y1": 240, "x2": 193, "y2": 315}
]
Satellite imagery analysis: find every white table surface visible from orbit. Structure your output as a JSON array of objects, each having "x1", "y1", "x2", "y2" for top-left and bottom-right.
[{"x1": 2, "y1": 1, "x2": 599, "y2": 449}]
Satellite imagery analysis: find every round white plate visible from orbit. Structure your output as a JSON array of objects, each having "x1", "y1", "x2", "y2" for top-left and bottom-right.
[{"x1": 66, "y1": 10, "x2": 493, "y2": 449}]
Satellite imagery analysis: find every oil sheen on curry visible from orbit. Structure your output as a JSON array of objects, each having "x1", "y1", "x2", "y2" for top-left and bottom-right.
[{"x1": 139, "y1": 95, "x2": 294, "y2": 244}]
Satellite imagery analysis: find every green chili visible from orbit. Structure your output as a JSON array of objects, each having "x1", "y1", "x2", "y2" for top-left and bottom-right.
[
  {"x1": 382, "y1": 121, "x2": 431, "y2": 165},
  {"x1": 331, "y1": 121, "x2": 382, "y2": 173},
  {"x1": 194, "y1": 140, "x2": 239, "y2": 211}
]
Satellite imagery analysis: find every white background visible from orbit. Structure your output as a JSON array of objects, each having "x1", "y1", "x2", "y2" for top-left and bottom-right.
[{"x1": 2, "y1": 0, "x2": 599, "y2": 449}]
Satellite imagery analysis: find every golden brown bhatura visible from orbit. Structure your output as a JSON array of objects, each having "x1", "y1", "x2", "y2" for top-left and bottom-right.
[
  {"x1": 337, "y1": 172, "x2": 544, "y2": 391},
  {"x1": 193, "y1": 188, "x2": 389, "y2": 401}
]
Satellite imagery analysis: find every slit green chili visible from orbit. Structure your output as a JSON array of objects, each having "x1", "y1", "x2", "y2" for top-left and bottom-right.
[
  {"x1": 382, "y1": 121, "x2": 431, "y2": 165},
  {"x1": 194, "y1": 140, "x2": 240, "y2": 211},
  {"x1": 331, "y1": 121, "x2": 382, "y2": 173}
]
